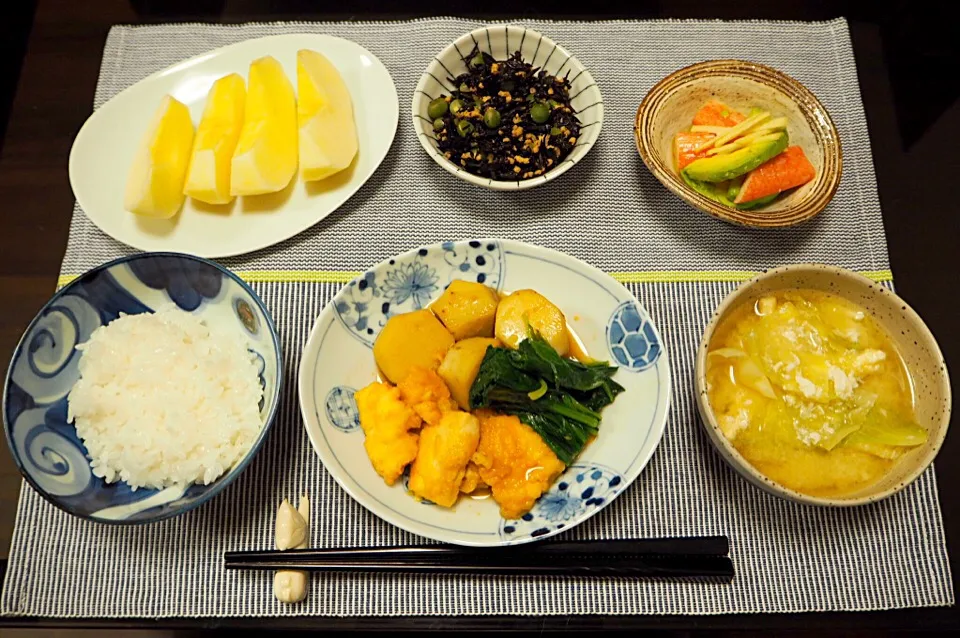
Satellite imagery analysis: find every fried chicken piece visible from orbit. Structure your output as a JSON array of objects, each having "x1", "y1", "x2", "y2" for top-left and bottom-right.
[
  {"x1": 472, "y1": 413, "x2": 566, "y2": 519},
  {"x1": 459, "y1": 461, "x2": 485, "y2": 494},
  {"x1": 408, "y1": 410, "x2": 481, "y2": 507},
  {"x1": 355, "y1": 382, "x2": 422, "y2": 486},
  {"x1": 398, "y1": 367, "x2": 458, "y2": 426}
]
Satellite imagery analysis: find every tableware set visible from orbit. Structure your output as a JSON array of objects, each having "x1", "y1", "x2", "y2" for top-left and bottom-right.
[{"x1": 3, "y1": 25, "x2": 950, "y2": 556}]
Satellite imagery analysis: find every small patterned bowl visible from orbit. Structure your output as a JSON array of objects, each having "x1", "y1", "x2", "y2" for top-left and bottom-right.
[
  {"x1": 694, "y1": 264, "x2": 951, "y2": 506},
  {"x1": 635, "y1": 60, "x2": 841, "y2": 227},
  {"x1": 412, "y1": 26, "x2": 603, "y2": 190},
  {"x1": 2, "y1": 253, "x2": 282, "y2": 524}
]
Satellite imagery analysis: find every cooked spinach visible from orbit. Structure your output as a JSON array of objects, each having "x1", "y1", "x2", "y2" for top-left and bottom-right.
[{"x1": 469, "y1": 334, "x2": 624, "y2": 464}]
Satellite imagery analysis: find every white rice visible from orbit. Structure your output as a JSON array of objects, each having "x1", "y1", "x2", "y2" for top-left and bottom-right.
[{"x1": 67, "y1": 304, "x2": 264, "y2": 490}]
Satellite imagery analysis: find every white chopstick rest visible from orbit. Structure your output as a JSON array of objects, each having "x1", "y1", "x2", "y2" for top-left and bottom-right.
[
  {"x1": 273, "y1": 495, "x2": 310, "y2": 603},
  {"x1": 275, "y1": 498, "x2": 307, "y2": 550}
]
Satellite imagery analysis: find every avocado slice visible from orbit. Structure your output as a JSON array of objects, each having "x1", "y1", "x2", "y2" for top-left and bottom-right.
[
  {"x1": 736, "y1": 192, "x2": 779, "y2": 210},
  {"x1": 681, "y1": 172, "x2": 734, "y2": 206},
  {"x1": 682, "y1": 131, "x2": 788, "y2": 183}
]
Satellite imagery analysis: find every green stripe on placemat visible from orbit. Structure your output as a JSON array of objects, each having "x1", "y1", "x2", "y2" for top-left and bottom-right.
[
  {"x1": 234, "y1": 270, "x2": 361, "y2": 284},
  {"x1": 55, "y1": 268, "x2": 895, "y2": 289},
  {"x1": 611, "y1": 269, "x2": 895, "y2": 283}
]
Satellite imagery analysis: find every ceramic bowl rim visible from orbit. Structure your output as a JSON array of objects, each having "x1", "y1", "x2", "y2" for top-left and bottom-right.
[
  {"x1": 693, "y1": 263, "x2": 952, "y2": 507},
  {"x1": 2, "y1": 251, "x2": 284, "y2": 525},
  {"x1": 412, "y1": 25, "x2": 603, "y2": 191},
  {"x1": 634, "y1": 59, "x2": 842, "y2": 228}
]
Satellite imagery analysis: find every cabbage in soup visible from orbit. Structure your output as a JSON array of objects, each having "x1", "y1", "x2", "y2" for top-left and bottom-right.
[{"x1": 706, "y1": 290, "x2": 926, "y2": 498}]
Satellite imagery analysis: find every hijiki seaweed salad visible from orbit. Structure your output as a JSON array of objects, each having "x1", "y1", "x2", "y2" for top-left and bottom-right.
[{"x1": 428, "y1": 47, "x2": 582, "y2": 181}]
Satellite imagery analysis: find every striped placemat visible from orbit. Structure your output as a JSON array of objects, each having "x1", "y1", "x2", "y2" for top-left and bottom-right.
[{"x1": 1, "y1": 17, "x2": 951, "y2": 618}]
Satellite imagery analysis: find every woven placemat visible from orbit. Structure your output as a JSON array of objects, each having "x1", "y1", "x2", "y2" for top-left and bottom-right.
[{"x1": 1, "y1": 17, "x2": 952, "y2": 617}]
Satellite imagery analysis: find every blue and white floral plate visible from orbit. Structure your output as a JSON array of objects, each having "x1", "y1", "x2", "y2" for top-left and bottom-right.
[
  {"x1": 298, "y1": 240, "x2": 670, "y2": 546},
  {"x1": 2, "y1": 253, "x2": 282, "y2": 523}
]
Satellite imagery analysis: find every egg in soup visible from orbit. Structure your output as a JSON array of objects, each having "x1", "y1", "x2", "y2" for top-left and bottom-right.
[{"x1": 706, "y1": 290, "x2": 926, "y2": 498}]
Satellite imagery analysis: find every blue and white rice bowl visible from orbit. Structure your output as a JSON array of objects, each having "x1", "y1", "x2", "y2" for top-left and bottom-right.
[{"x1": 3, "y1": 253, "x2": 282, "y2": 524}]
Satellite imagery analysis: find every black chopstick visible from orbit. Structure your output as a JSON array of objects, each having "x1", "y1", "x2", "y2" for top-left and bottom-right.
[{"x1": 224, "y1": 537, "x2": 734, "y2": 582}]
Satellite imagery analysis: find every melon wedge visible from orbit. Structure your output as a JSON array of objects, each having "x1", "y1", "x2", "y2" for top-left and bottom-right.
[
  {"x1": 124, "y1": 95, "x2": 195, "y2": 218},
  {"x1": 183, "y1": 73, "x2": 246, "y2": 205},
  {"x1": 734, "y1": 146, "x2": 816, "y2": 204},
  {"x1": 297, "y1": 49, "x2": 358, "y2": 182},
  {"x1": 230, "y1": 56, "x2": 298, "y2": 196}
]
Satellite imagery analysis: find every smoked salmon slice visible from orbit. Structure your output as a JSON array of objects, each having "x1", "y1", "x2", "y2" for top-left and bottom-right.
[
  {"x1": 674, "y1": 131, "x2": 716, "y2": 170},
  {"x1": 692, "y1": 100, "x2": 746, "y2": 127},
  {"x1": 734, "y1": 146, "x2": 816, "y2": 204}
]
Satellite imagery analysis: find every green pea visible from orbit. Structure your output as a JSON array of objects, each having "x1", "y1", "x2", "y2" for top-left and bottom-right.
[
  {"x1": 456, "y1": 119, "x2": 475, "y2": 137},
  {"x1": 483, "y1": 108, "x2": 501, "y2": 129},
  {"x1": 459, "y1": 82, "x2": 471, "y2": 93},
  {"x1": 727, "y1": 176, "x2": 745, "y2": 200},
  {"x1": 449, "y1": 99, "x2": 466, "y2": 116},
  {"x1": 433, "y1": 117, "x2": 445, "y2": 132},
  {"x1": 530, "y1": 102, "x2": 550, "y2": 124},
  {"x1": 427, "y1": 98, "x2": 448, "y2": 120},
  {"x1": 550, "y1": 126, "x2": 561, "y2": 136},
  {"x1": 469, "y1": 53, "x2": 485, "y2": 68},
  {"x1": 547, "y1": 99, "x2": 560, "y2": 109}
]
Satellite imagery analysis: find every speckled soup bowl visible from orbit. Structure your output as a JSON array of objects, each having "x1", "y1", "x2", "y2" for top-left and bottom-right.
[
  {"x1": 413, "y1": 25, "x2": 603, "y2": 190},
  {"x1": 2, "y1": 253, "x2": 282, "y2": 523},
  {"x1": 694, "y1": 264, "x2": 951, "y2": 506},
  {"x1": 635, "y1": 60, "x2": 841, "y2": 228}
]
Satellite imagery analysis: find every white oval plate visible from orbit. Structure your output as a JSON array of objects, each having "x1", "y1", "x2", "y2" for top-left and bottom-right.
[
  {"x1": 69, "y1": 34, "x2": 399, "y2": 258},
  {"x1": 298, "y1": 239, "x2": 671, "y2": 546}
]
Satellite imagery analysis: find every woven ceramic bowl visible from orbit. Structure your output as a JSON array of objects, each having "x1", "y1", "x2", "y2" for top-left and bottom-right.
[
  {"x1": 413, "y1": 26, "x2": 603, "y2": 190},
  {"x1": 635, "y1": 60, "x2": 841, "y2": 227},
  {"x1": 694, "y1": 265, "x2": 951, "y2": 506}
]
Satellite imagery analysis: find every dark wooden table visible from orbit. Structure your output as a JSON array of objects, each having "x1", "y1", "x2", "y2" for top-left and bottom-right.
[{"x1": 1, "y1": 0, "x2": 957, "y2": 634}]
